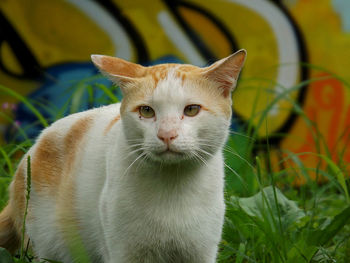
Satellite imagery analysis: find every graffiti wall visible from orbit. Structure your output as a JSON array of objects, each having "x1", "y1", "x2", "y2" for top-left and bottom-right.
[{"x1": 1, "y1": 0, "x2": 350, "y2": 179}]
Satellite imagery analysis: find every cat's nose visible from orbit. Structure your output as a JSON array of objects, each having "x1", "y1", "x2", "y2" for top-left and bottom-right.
[{"x1": 157, "y1": 128, "x2": 178, "y2": 144}]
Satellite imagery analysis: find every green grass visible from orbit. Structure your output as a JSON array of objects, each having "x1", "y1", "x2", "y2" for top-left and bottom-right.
[{"x1": 0, "y1": 72, "x2": 349, "y2": 262}]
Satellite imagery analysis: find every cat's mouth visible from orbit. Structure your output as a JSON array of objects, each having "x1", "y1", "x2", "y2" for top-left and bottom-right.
[
  {"x1": 150, "y1": 147, "x2": 187, "y2": 163},
  {"x1": 158, "y1": 148, "x2": 182, "y2": 156}
]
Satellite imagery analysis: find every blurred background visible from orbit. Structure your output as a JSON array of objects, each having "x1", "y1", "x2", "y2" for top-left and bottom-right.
[
  {"x1": 1, "y1": 1, "x2": 350, "y2": 261},
  {"x1": 1, "y1": 0, "x2": 350, "y2": 183}
]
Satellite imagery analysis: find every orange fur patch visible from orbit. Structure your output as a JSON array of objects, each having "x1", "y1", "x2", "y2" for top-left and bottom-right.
[
  {"x1": 32, "y1": 131, "x2": 63, "y2": 192},
  {"x1": 55, "y1": 115, "x2": 94, "y2": 246},
  {"x1": 31, "y1": 116, "x2": 94, "y2": 194},
  {"x1": 63, "y1": 116, "x2": 94, "y2": 174},
  {"x1": 104, "y1": 115, "x2": 120, "y2": 135}
]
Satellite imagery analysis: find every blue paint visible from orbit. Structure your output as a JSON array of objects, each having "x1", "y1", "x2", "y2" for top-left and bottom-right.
[
  {"x1": 8, "y1": 62, "x2": 119, "y2": 141},
  {"x1": 332, "y1": 0, "x2": 350, "y2": 32},
  {"x1": 143, "y1": 55, "x2": 184, "y2": 66}
]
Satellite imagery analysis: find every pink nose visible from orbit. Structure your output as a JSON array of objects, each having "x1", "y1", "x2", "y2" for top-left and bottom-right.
[{"x1": 157, "y1": 128, "x2": 178, "y2": 144}]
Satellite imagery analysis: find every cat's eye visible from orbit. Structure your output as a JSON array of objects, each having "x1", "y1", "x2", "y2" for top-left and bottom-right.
[
  {"x1": 184, "y1": 105, "x2": 201, "y2": 117},
  {"x1": 139, "y1": 106, "x2": 155, "y2": 118}
]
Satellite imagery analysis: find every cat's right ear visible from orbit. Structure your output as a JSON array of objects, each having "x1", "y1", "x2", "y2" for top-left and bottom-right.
[{"x1": 91, "y1": 55, "x2": 146, "y2": 88}]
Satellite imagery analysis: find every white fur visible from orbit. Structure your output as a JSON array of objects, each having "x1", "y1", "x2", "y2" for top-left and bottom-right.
[{"x1": 26, "y1": 72, "x2": 230, "y2": 263}]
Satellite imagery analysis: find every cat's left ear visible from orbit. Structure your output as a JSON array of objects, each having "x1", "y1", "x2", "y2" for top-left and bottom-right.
[
  {"x1": 202, "y1": 49, "x2": 247, "y2": 97},
  {"x1": 91, "y1": 55, "x2": 146, "y2": 87}
]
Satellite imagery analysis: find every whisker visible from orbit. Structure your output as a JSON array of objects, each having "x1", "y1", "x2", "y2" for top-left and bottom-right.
[
  {"x1": 123, "y1": 147, "x2": 146, "y2": 160},
  {"x1": 127, "y1": 143, "x2": 145, "y2": 148},
  {"x1": 223, "y1": 162, "x2": 249, "y2": 190},
  {"x1": 126, "y1": 139, "x2": 145, "y2": 145},
  {"x1": 222, "y1": 148, "x2": 255, "y2": 171},
  {"x1": 195, "y1": 140, "x2": 255, "y2": 172},
  {"x1": 197, "y1": 148, "x2": 214, "y2": 158},
  {"x1": 192, "y1": 151, "x2": 209, "y2": 167},
  {"x1": 135, "y1": 151, "x2": 150, "y2": 172},
  {"x1": 228, "y1": 130, "x2": 255, "y2": 141},
  {"x1": 123, "y1": 152, "x2": 147, "y2": 176}
]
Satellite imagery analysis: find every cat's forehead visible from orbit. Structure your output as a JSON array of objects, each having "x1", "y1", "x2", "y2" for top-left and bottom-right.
[
  {"x1": 145, "y1": 63, "x2": 201, "y2": 85},
  {"x1": 147, "y1": 65, "x2": 202, "y2": 102},
  {"x1": 151, "y1": 67, "x2": 187, "y2": 105},
  {"x1": 121, "y1": 63, "x2": 231, "y2": 117}
]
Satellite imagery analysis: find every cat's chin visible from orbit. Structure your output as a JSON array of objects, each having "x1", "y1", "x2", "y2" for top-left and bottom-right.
[{"x1": 149, "y1": 149, "x2": 189, "y2": 164}]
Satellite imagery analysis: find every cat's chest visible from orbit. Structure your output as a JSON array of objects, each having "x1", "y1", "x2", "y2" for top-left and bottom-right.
[{"x1": 112, "y1": 169, "x2": 222, "y2": 230}]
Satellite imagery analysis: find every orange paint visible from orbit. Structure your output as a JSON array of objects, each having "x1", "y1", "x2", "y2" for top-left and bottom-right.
[{"x1": 311, "y1": 74, "x2": 344, "y2": 151}]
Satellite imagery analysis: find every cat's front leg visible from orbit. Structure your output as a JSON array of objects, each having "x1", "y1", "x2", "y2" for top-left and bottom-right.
[
  {"x1": 106, "y1": 243, "x2": 218, "y2": 263},
  {"x1": 98, "y1": 183, "x2": 116, "y2": 263}
]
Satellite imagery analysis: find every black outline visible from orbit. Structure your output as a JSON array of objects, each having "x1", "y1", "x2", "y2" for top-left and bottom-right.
[
  {"x1": 258, "y1": 0, "x2": 309, "y2": 145},
  {"x1": 94, "y1": 0, "x2": 150, "y2": 64},
  {"x1": 0, "y1": 10, "x2": 42, "y2": 79},
  {"x1": 163, "y1": 0, "x2": 238, "y2": 63}
]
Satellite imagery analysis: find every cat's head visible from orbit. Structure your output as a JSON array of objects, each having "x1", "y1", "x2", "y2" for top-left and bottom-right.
[{"x1": 92, "y1": 51, "x2": 246, "y2": 165}]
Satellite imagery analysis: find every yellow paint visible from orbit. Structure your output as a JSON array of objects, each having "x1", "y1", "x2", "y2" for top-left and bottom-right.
[
  {"x1": 1, "y1": 0, "x2": 350, "y2": 181},
  {"x1": 178, "y1": 6, "x2": 232, "y2": 59}
]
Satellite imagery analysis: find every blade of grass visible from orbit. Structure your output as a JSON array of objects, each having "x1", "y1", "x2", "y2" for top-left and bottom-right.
[
  {"x1": 95, "y1": 83, "x2": 120, "y2": 103},
  {"x1": 20, "y1": 156, "x2": 31, "y2": 260},
  {"x1": 307, "y1": 206, "x2": 350, "y2": 247},
  {"x1": 0, "y1": 112, "x2": 30, "y2": 142},
  {"x1": 70, "y1": 82, "x2": 87, "y2": 114},
  {"x1": 315, "y1": 154, "x2": 350, "y2": 204},
  {"x1": 0, "y1": 146, "x2": 13, "y2": 177},
  {"x1": 0, "y1": 85, "x2": 48, "y2": 128}
]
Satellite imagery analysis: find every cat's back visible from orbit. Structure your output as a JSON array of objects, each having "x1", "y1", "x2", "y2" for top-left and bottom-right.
[{"x1": 39, "y1": 102, "x2": 121, "y2": 141}]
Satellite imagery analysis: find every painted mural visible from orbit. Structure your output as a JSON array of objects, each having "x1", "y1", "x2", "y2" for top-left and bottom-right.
[{"x1": 1, "y1": 0, "x2": 350, "y2": 181}]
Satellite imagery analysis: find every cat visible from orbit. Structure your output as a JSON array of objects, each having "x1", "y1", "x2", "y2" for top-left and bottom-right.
[{"x1": 0, "y1": 49, "x2": 246, "y2": 263}]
